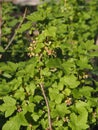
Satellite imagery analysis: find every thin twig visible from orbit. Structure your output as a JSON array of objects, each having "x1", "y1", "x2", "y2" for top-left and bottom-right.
[
  {"x1": 39, "y1": 83, "x2": 52, "y2": 130},
  {"x1": 4, "y1": 7, "x2": 27, "y2": 50}
]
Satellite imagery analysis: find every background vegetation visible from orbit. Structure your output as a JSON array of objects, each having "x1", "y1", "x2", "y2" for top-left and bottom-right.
[{"x1": 0, "y1": 0, "x2": 98, "y2": 129}]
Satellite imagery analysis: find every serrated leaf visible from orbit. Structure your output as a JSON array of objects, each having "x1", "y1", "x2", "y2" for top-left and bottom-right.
[
  {"x1": 46, "y1": 58, "x2": 62, "y2": 69},
  {"x1": 0, "y1": 84, "x2": 12, "y2": 96},
  {"x1": 60, "y1": 75, "x2": 80, "y2": 88},
  {"x1": 76, "y1": 56, "x2": 92, "y2": 69},
  {"x1": 49, "y1": 88, "x2": 59, "y2": 101},
  {"x1": 56, "y1": 103, "x2": 70, "y2": 116},
  {"x1": 33, "y1": 95, "x2": 43, "y2": 103},
  {"x1": 40, "y1": 67, "x2": 51, "y2": 77},
  {"x1": 17, "y1": 112, "x2": 28, "y2": 126},
  {"x1": 62, "y1": 59, "x2": 76, "y2": 74},
  {"x1": 25, "y1": 63, "x2": 35, "y2": 78},
  {"x1": 55, "y1": 93, "x2": 64, "y2": 104},
  {"x1": 2, "y1": 118, "x2": 20, "y2": 130},
  {"x1": 14, "y1": 87, "x2": 25, "y2": 100},
  {"x1": 53, "y1": 120, "x2": 63, "y2": 127},
  {"x1": 32, "y1": 113, "x2": 40, "y2": 121},
  {"x1": 5, "y1": 107, "x2": 16, "y2": 118},
  {"x1": 0, "y1": 61, "x2": 18, "y2": 73},
  {"x1": 43, "y1": 26, "x2": 57, "y2": 37},
  {"x1": 0, "y1": 96, "x2": 16, "y2": 117},
  {"x1": 27, "y1": 10, "x2": 45, "y2": 22},
  {"x1": 69, "y1": 112, "x2": 89, "y2": 130},
  {"x1": 69, "y1": 101, "x2": 89, "y2": 130},
  {"x1": 2, "y1": 112, "x2": 28, "y2": 130},
  {"x1": 79, "y1": 86, "x2": 94, "y2": 97}
]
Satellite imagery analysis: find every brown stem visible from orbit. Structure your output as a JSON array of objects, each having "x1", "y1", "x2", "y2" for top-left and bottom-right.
[
  {"x1": 39, "y1": 83, "x2": 52, "y2": 130},
  {"x1": 4, "y1": 7, "x2": 27, "y2": 50}
]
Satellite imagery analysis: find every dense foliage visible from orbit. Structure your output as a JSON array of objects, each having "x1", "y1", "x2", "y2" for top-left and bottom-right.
[{"x1": 0, "y1": 0, "x2": 98, "y2": 130}]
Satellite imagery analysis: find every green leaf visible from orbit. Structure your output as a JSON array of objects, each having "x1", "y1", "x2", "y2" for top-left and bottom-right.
[
  {"x1": 88, "y1": 97, "x2": 98, "y2": 107},
  {"x1": 37, "y1": 26, "x2": 57, "y2": 42},
  {"x1": 69, "y1": 112, "x2": 89, "y2": 130},
  {"x1": 33, "y1": 95, "x2": 43, "y2": 103},
  {"x1": 43, "y1": 26, "x2": 57, "y2": 37},
  {"x1": 0, "y1": 62, "x2": 18, "y2": 73},
  {"x1": 55, "y1": 103, "x2": 70, "y2": 117},
  {"x1": 60, "y1": 75, "x2": 80, "y2": 89},
  {"x1": 24, "y1": 102, "x2": 35, "y2": 112},
  {"x1": 32, "y1": 112, "x2": 40, "y2": 121},
  {"x1": 56, "y1": 126, "x2": 68, "y2": 130},
  {"x1": 14, "y1": 87, "x2": 25, "y2": 100},
  {"x1": 0, "y1": 46, "x2": 4, "y2": 52},
  {"x1": 2, "y1": 117, "x2": 20, "y2": 130},
  {"x1": 41, "y1": 67, "x2": 51, "y2": 76},
  {"x1": 79, "y1": 86, "x2": 94, "y2": 97},
  {"x1": 2, "y1": 73, "x2": 12, "y2": 78},
  {"x1": 62, "y1": 59, "x2": 76, "y2": 74},
  {"x1": 90, "y1": 50, "x2": 98, "y2": 57},
  {"x1": 7, "y1": 62, "x2": 18, "y2": 72},
  {"x1": 53, "y1": 120, "x2": 63, "y2": 128},
  {"x1": 76, "y1": 56, "x2": 92, "y2": 69},
  {"x1": 64, "y1": 88, "x2": 71, "y2": 96},
  {"x1": 18, "y1": 22, "x2": 32, "y2": 33},
  {"x1": 69, "y1": 101, "x2": 90, "y2": 130},
  {"x1": 35, "y1": 42, "x2": 44, "y2": 53},
  {"x1": 17, "y1": 112, "x2": 28, "y2": 126},
  {"x1": 0, "y1": 82, "x2": 12, "y2": 96},
  {"x1": 46, "y1": 58, "x2": 62, "y2": 69},
  {"x1": 49, "y1": 87, "x2": 59, "y2": 101},
  {"x1": 55, "y1": 93, "x2": 64, "y2": 104},
  {"x1": 2, "y1": 112, "x2": 28, "y2": 130},
  {"x1": 27, "y1": 10, "x2": 46, "y2": 22},
  {"x1": 0, "y1": 96, "x2": 16, "y2": 117},
  {"x1": 25, "y1": 63, "x2": 35, "y2": 78}
]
